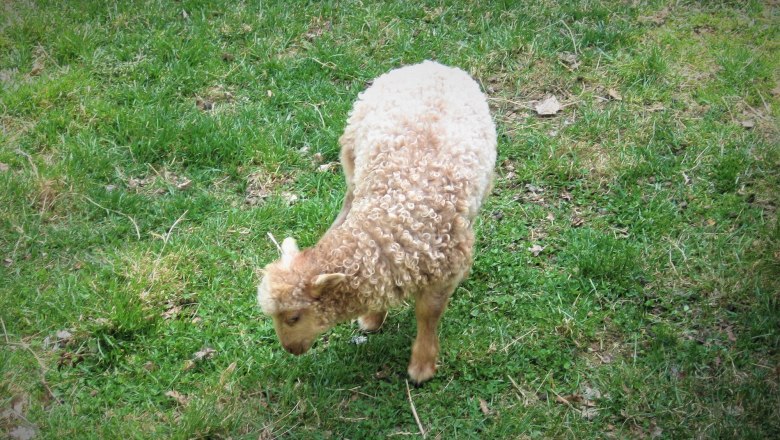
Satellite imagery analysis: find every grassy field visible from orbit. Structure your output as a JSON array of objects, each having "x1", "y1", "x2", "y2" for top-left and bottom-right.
[{"x1": 1, "y1": 0, "x2": 778, "y2": 438}]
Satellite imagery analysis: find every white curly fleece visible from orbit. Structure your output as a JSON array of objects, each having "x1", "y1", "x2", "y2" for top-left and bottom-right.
[{"x1": 301, "y1": 60, "x2": 497, "y2": 320}]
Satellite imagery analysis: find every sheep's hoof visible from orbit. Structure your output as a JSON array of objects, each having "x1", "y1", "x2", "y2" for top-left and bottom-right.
[
  {"x1": 407, "y1": 361, "x2": 436, "y2": 385},
  {"x1": 358, "y1": 311, "x2": 387, "y2": 333}
]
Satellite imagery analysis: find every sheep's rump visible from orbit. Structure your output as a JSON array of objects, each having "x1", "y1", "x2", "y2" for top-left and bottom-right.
[{"x1": 331, "y1": 61, "x2": 497, "y2": 301}]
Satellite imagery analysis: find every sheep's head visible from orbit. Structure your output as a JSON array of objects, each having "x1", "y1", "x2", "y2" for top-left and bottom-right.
[{"x1": 257, "y1": 237, "x2": 346, "y2": 355}]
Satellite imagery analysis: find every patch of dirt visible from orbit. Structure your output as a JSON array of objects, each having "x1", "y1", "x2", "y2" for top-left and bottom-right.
[
  {"x1": 195, "y1": 85, "x2": 236, "y2": 112},
  {"x1": 125, "y1": 168, "x2": 192, "y2": 195},
  {"x1": 245, "y1": 168, "x2": 294, "y2": 206}
]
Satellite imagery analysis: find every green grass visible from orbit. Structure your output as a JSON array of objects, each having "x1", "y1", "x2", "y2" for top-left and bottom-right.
[{"x1": 1, "y1": 0, "x2": 778, "y2": 438}]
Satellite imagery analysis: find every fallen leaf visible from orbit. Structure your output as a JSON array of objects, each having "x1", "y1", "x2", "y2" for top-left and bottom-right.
[
  {"x1": 535, "y1": 96, "x2": 562, "y2": 116},
  {"x1": 3, "y1": 258, "x2": 12, "y2": 267},
  {"x1": 0, "y1": 163, "x2": 9, "y2": 172},
  {"x1": 571, "y1": 216, "x2": 585, "y2": 227},
  {"x1": 312, "y1": 152, "x2": 325, "y2": 164},
  {"x1": 175, "y1": 178, "x2": 192, "y2": 190},
  {"x1": 165, "y1": 390, "x2": 189, "y2": 406},
  {"x1": 546, "y1": 212, "x2": 555, "y2": 222},
  {"x1": 30, "y1": 59, "x2": 44, "y2": 76},
  {"x1": 219, "y1": 361, "x2": 238, "y2": 386},
  {"x1": 56, "y1": 330, "x2": 72, "y2": 345},
  {"x1": 161, "y1": 304, "x2": 181, "y2": 320},
  {"x1": 528, "y1": 244, "x2": 545, "y2": 256},
  {"x1": 740, "y1": 119, "x2": 755, "y2": 129},
  {"x1": 143, "y1": 361, "x2": 156, "y2": 371},
  {"x1": 318, "y1": 162, "x2": 339, "y2": 172},
  {"x1": 607, "y1": 89, "x2": 622, "y2": 101},
  {"x1": 281, "y1": 192, "x2": 299, "y2": 205},
  {"x1": 478, "y1": 398, "x2": 490, "y2": 415},
  {"x1": 193, "y1": 347, "x2": 216, "y2": 361},
  {"x1": 266, "y1": 90, "x2": 273, "y2": 97},
  {"x1": 182, "y1": 360, "x2": 196, "y2": 371},
  {"x1": 557, "y1": 52, "x2": 580, "y2": 69},
  {"x1": 181, "y1": 10, "x2": 189, "y2": 20},
  {"x1": 505, "y1": 171, "x2": 517, "y2": 181}
]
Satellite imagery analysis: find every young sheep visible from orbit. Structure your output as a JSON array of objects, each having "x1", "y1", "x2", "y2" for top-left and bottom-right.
[{"x1": 257, "y1": 60, "x2": 496, "y2": 384}]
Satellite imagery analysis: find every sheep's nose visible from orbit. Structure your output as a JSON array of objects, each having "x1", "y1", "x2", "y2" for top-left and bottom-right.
[{"x1": 283, "y1": 342, "x2": 307, "y2": 355}]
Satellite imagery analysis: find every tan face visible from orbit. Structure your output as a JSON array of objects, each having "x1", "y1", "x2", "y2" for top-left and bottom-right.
[
  {"x1": 257, "y1": 237, "x2": 346, "y2": 356},
  {"x1": 270, "y1": 307, "x2": 327, "y2": 355}
]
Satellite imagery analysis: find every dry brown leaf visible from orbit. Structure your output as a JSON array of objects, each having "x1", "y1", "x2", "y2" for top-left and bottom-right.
[
  {"x1": 535, "y1": 96, "x2": 562, "y2": 116},
  {"x1": 607, "y1": 89, "x2": 622, "y2": 101},
  {"x1": 528, "y1": 244, "x2": 545, "y2": 256},
  {"x1": 165, "y1": 390, "x2": 189, "y2": 406},
  {"x1": 161, "y1": 304, "x2": 182, "y2": 320},
  {"x1": 557, "y1": 52, "x2": 580, "y2": 69},
  {"x1": 56, "y1": 330, "x2": 72, "y2": 345},
  {"x1": 281, "y1": 192, "x2": 299, "y2": 205},
  {"x1": 740, "y1": 119, "x2": 755, "y2": 129},
  {"x1": 0, "y1": 163, "x2": 9, "y2": 172},
  {"x1": 571, "y1": 216, "x2": 585, "y2": 227},
  {"x1": 318, "y1": 162, "x2": 339, "y2": 172},
  {"x1": 193, "y1": 347, "x2": 216, "y2": 361},
  {"x1": 478, "y1": 398, "x2": 490, "y2": 416},
  {"x1": 182, "y1": 359, "x2": 196, "y2": 371},
  {"x1": 219, "y1": 361, "x2": 238, "y2": 386}
]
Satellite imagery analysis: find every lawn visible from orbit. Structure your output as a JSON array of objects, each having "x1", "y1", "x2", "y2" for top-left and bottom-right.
[{"x1": 1, "y1": 0, "x2": 778, "y2": 438}]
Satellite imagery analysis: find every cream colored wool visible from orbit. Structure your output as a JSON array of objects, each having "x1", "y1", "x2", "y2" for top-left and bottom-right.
[{"x1": 258, "y1": 60, "x2": 496, "y2": 345}]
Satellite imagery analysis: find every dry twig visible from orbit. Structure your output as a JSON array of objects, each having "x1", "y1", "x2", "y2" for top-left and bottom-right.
[{"x1": 405, "y1": 380, "x2": 426, "y2": 438}]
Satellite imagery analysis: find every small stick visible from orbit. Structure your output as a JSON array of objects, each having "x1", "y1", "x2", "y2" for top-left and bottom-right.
[
  {"x1": 0, "y1": 317, "x2": 8, "y2": 343},
  {"x1": 405, "y1": 380, "x2": 426, "y2": 439},
  {"x1": 267, "y1": 232, "x2": 282, "y2": 254}
]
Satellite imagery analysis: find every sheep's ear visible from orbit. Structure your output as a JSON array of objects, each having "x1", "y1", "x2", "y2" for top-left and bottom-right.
[
  {"x1": 281, "y1": 237, "x2": 299, "y2": 266},
  {"x1": 309, "y1": 273, "x2": 346, "y2": 299}
]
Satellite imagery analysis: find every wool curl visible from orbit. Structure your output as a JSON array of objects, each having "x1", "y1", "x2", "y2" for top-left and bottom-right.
[{"x1": 264, "y1": 61, "x2": 496, "y2": 325}]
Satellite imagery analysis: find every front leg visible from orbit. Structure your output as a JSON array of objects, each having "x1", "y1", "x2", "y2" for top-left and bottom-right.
[
  {"x1": 408, "y1": 286, "x2": 454, "y2": 385},
  {"x1": 358, "y1": 310, "x2": 387, "y2": 332}
]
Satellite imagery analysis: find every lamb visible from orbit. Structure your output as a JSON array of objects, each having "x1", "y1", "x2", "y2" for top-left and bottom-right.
[{"x1": 257, "y1": 60, "x2": 496, "y2": 384}]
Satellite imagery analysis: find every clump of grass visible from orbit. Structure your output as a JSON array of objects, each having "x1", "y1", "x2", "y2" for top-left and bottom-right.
[{"x1": 0, "y1": 0, "x2": 778, "y2": 438}]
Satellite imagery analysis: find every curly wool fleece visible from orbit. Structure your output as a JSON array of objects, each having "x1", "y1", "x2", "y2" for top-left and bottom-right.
[{"x1": 261, "y1": 61, "x2": 496, "y2": 322}]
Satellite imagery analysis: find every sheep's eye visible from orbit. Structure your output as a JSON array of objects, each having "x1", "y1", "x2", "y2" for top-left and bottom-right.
[{"x1": 286, "y1": 314, "x2": 301, "y2": 326}]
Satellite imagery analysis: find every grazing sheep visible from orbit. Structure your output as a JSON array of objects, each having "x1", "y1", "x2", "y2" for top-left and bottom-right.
[{"x1": 258, "y1": 60, "x2": 496, "y2": 384}]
